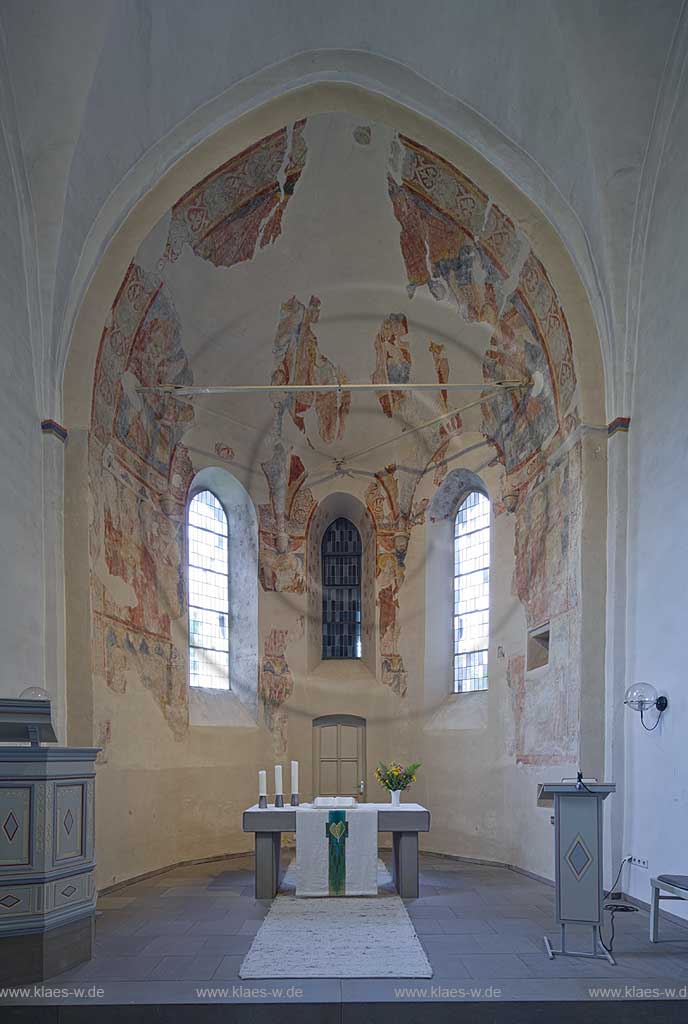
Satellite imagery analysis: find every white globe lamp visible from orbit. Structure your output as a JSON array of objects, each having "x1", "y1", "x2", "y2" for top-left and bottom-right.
[{"x1": 19, "y1": 686, "x2": 51, "y2": 701}]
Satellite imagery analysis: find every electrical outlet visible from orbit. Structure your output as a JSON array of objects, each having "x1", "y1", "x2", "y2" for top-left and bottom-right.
[{"x1": 631, "y1": 856, "x2": 649, "y2": 869}]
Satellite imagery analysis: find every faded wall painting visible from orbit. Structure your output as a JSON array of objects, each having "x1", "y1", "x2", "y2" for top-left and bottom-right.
[
  {"x1": 163, "y1": 122, "x2": 307, "y2": 270},
  {"x1": 258, "y1": 616, "x2": 304, "y2": 755},
  {"x1": 90, "y1": 262, "x2": 194, "y2": 739},
  {"x1": 86, "y1": 113, "x2": 591, "y2": 775},
  {"x1": 88, "y1": 123, "x2": 311, "y2": 749},
  {"x1": 386, "y1": 130, "x2": 583, "y2": 764},
  {"x1": 258, "y1": 445, "x2": 315, "y2": 594}
]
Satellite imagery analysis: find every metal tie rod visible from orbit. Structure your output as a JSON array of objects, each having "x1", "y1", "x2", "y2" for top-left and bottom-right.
[{"x1": 137, "y1": 380, "x2": 528, "y2": 396}]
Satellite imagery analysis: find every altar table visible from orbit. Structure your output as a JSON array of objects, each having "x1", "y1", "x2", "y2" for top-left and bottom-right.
[{"x1": 242, "y1": 802, "x2": 431, "y2": 900}]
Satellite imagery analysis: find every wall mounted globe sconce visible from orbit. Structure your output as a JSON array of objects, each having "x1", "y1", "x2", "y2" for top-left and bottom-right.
[
  {"x1": 19, "y1": 686, "x2": 51, "y2": 701},
  {"x1": 624, "y1": 682, "x2": 668, "y2": 731}
]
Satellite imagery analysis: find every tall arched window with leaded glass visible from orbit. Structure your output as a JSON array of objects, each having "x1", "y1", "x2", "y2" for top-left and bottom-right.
[
  {"x1": 187, "y1": 489, "x2": 230, "y2": 689},
  {"x1": 322, "y1": 517, "x2": 362, "y2": 660},
  {"x1": 454, "y1": 491, "x2": 490, "y2": 692}
]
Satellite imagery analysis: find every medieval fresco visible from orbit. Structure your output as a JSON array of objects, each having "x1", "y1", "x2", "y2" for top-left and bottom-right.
[
  {"x1": 256, "y1": 293, "x2": 349, "y2": 595},
  {"x1": 92, "y1": 262, "x2": 194, "y2": 500},
  {"x1": 386, "y1": 131, "x2": 583, "y2": 764},
  {"x1": 162, "y1": 121, "x2": 308, "y2": 270},
  {"x1": 271, "y1": 294, "x2": 351, "y2": 444},
  {"x1": 482, "y1": 302, "x2": 557, "y2": 473},
  {"x1": 388, "y1": 134, "x2": 527, "y2": 326},
  {"x1": 388, "y1": 133, "x2": 576, "y2": 478},
  {"x1": 512, "y1": 443, "x2": 582, "y2": 630},
  {"x1": 88, "y1": 122, "x2": 310, "y2": 745},
  {"x1": 214, "y1": 443, "x2": 235, "y2": 462},
  {"x1": 363, "y1": 315, "x2": 457, "y2": 696},
  {"x1": 90, "y1": 261, "x2": 194, "y2": 738},
  {"x1": 372, "y1": 313, "x2": 412, "y2": 418},
  {"x1": 429, "y1": 341, "x2": 449, "y2": 412},
  {"x1": 86, "y1": 115, "x2": 590, "y2": 774},
  {"x1": 258, "y1": 616, "x2": 304, "y2": 755},
  {"x1": 258, "y1": 444, "x2": 315, "y2": 594}
]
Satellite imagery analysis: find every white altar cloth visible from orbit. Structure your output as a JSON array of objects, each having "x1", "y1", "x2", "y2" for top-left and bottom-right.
[{"x1": 295, "y1": 803, "x2": 378, "y2": 896}]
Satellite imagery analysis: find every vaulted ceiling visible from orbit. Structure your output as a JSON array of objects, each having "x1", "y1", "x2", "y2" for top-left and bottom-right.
[{"x1": 1, "y1": 0, "x2": 684, "y2": 420}]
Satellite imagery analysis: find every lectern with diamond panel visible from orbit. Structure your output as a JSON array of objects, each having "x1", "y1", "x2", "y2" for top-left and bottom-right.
[{"x1": 537, "y1": 781, "x2": 616, "y2": 965}]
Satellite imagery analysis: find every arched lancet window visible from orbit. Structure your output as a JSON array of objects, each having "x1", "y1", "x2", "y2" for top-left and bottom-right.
[
  {"x1": 454, "y1": 491, "x2": 490, "y2": 692},
  {"x1": 188, "y1": 490, "x2": 229, "y2": 689},
  {"x1": 322, "y1": 517, "x2": 362, "y2": 660}
]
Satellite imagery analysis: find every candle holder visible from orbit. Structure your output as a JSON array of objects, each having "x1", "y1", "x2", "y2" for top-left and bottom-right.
[
  {"x1": 258, "y1": 795, "x2": 268, "y2": 809},
  {"x1": 290, "y1": 792, "x2": 300, "y2": 806},
  {"x1": 274, "y1": 794, "x2": 284, "y2": 808}
]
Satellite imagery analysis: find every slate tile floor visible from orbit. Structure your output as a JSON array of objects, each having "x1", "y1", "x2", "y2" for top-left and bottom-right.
[{"x1": 26, "y1": 853, "x2": 688, "y2": 1005}]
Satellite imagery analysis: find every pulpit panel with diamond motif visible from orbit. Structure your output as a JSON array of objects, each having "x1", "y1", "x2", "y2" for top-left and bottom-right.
[
  {"x1": 557, "y1": 794, "x2": 602, "y2": 923},
  {"x1": 538, "y1": 782, "x2": 615, "y2": 931}
]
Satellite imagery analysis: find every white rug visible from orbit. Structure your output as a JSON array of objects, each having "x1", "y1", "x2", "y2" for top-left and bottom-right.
[{"x1": 239, "y1": 895, "x2": 433, "y2": 978}]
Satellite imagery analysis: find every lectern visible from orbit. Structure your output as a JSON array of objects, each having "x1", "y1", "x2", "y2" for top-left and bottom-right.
[
  {"x1": 0, "y1": 699, "x2": 99, "y2": 983},
  {"x1": 537, "y1": 781, "x2": 616, "y2": 965}
]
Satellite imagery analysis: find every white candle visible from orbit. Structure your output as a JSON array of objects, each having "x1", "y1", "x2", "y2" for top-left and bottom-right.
[
  {"x1": 258, "y1": 770, "x2": 267, "y2": 798},
  {"x1": 291, "y1": 760, "x2": 299, "y2": 794},
  {"x1": 274, "y1": 764, "x2": 283, "y2": 795}
]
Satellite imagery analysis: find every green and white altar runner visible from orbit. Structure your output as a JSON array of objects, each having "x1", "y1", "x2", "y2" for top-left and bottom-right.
[{"x1": 295, "y1": 804, "x2": 378, "y2": 896}]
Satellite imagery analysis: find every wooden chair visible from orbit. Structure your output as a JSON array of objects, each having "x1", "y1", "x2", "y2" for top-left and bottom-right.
[{"x1": 650, "y1": 875, "x2": 688, "y2": 941}]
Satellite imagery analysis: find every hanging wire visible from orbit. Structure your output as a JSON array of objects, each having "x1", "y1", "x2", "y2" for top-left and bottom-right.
[
  {"x1": 309, "y1": 385, "x2": 519, "y2": 476},
  {"x1": 640, "y1": 706, "x2": 663, "y2": 731},
  {"x1": 153, "y1": 377, "x2": 528, "y2": 480},
  {"x1": 598, "y1": 855, "x2": 637, "y2": 956}
]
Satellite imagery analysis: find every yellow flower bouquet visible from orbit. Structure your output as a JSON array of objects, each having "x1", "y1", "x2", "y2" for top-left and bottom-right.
[{"x1": 375, "y1": 760, "x2": 421, "y2": 794}]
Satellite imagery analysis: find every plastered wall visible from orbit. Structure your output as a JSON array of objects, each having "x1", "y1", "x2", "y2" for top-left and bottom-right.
[
  {"x1": 1, "y1": 6, "x2": 686, "y2": 897},
  {"x1": 623, "y1": 63, "x2": 688, "y2": 919},
  {"x1": 62, "y1": 106, "x2": 606, "y2": 888},
  {"x1": 0, "y1": 100, "x2": 47, "y2": 703}
]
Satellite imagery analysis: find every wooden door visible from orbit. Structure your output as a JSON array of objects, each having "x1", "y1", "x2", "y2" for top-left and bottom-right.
[{"x1": 313, "y1": 715, "x2": 366, "y2": 799}]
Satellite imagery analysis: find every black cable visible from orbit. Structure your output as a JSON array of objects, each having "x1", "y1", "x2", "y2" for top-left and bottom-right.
[
  {"x1": 576, "y1": 772, "x2": 597, "y2": 795},
  {"x1": 605, "y1": 856, "x2": 629, "y2": 899},
  {"x1": 572, "y1": 776, "x2": 640, "y2": 957},
  {"x1": 640, "y1": 707, "x2": 663, "y2": 731},
  {"x1": 597, "y1": 856, "x2": 638, "y2": 956},
  {"x1": 601, "y1": 904, "x2": 638, "y2": 956}
]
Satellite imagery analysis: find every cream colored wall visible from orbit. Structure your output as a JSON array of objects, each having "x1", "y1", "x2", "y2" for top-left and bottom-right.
[
  {"x1": 62, "y1": 89, "x2": 606, "y2": 890},
  {"x1": 3, "y1": 6, "x2": 686, "y2": 904}
]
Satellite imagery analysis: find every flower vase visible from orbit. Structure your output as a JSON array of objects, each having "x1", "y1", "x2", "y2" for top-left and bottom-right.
[{"x1": 390, "y1": 789, "x2": 401, "y2": 806}]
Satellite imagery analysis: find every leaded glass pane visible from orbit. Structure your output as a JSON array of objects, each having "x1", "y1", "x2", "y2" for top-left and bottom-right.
[
  {"x1": 453, "y1": 491, "x2": 490, "y2": 692},
  {"x1": 189, "y1": 648, "x2": 229, "y2": 690},
  {"x1": 188, "y1": 490, "x2": 230, "y2": 689},
  {"x1": 322, "y1": 517, "x2": 362, "y2": 660}
]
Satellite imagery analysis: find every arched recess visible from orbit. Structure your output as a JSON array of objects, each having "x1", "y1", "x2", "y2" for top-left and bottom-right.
[
  {"x1": 186, "y1": 467, "x2": 259, "y2": 725},
  {"x1": 424, "y1": 468, "x2": 492, "y2": 727},
  {"x1": 63, "y1": 82, "x2": 608, "y2": 746},
  {"x1": 60, "y1": 82, "x2": 608, "y2": 887},
  {"x1": 306, "y1": 493, "x2": 377, "y2": 678}
]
